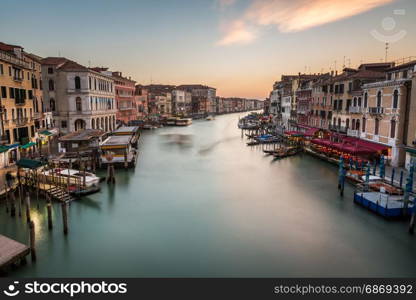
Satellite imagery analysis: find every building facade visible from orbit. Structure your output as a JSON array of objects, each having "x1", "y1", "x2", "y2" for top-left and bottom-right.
[{"x1": 41, "y1": 57, "x2": 117, "y2": 134}]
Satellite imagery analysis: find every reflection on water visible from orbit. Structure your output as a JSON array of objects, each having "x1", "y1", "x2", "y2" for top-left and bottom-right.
[{"x1": 1, "y1": 113, "x2": 416, "y2": 278}]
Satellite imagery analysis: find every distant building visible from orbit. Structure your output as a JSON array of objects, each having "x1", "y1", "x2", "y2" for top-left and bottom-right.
[
  {"x1": 135, "y1": 85, "x2": 148, "y2": 119},
  {"x1": 177, "y1": 85, "x2": 216, "y2": 116},
  {"x1": 41, "y1": 57, "x2": 117, "y2": 134}
]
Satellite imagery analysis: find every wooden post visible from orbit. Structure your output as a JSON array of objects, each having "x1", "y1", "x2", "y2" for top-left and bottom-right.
[
  {"x1": 25, "y1": 192, "x2": 31, "y2": 224},
  {"x1": 10, "y1": 189, "x2": 16, "y2": 217},
  {"x1": 61, "y1": 202, "x2": 68, "y2": 235},
  {"x1": 18, "y1": 185, "x2": 22, "y2": 218},
  {"x1": 4, "y1": 176, "x2": 9, "y2": 213},
  {"x1": 409, "y1": 213, "x2": 415, "y2": 234},
  {"x1": 47, "y1": 195, "x2": 53, "y2": 230},
  {"x1": 29, "y1": 220, "x2": 36, "y2": 262},
  {"x1": 124, "y1": 150, "x2": 128, "y2": 169}
]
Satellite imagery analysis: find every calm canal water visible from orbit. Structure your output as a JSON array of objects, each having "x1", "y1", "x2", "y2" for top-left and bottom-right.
[{"x1": 1, "y1": 113, "x2": 416, "y2": 277}]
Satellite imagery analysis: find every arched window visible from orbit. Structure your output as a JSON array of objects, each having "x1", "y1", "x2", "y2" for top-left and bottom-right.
[
  {"x1": 393, "y1": 90, "x2": 399, "y2": 109},
  {"x1": 75, "y1": 76, "x2": 81, "y2": 90},
  {"x1": 50, "y1": 98, "x2": 56, "y2": 111},
  {"x1": 390, "y1": 120, "x2": 396, "y2": 138},
  {"x1": 92, "y1": 118, "x2": 95, "y2": 129},
  {"x1": 352, "y1": 119, "x2": 356, "y2": 130},
  {"x1": 346, "y1": 118, "x2": 350, "y2": 129},
  {"x1": 356, "y1": 119, "x2": 360, "y2": 131},
  {"x1": 375, "y1": 118, "x2": 380, "y2": 135},
  {"x1": 377, "y1": 91, "x2": 382, "y2": 107},
  {"x1": 364, "y1": 93, "x2": 368, "y2": 108},
  {"x1": 362, "y1": 118, "x2": 366, "y2": 132},
  {"x1": 338, "y1": 118, "x2": 341, "y2": 127},
  {"x1": 353, "y1": 97, "x2": 357, "y2": 107},
  {"x1": 76, "y1": 97, "x2": 82, "y2": 111},
  {"x1": 48, "y1": 79, "x2": 54, "y2": 91},
  {"x1": 358, "y1": 97, "x2": 362, "y2": 107}
]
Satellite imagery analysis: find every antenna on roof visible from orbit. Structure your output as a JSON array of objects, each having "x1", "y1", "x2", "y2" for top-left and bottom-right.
[
  {"x1": 58, "y1": 50, "x2": 61, "y2": 57},
  {"x1": 385, "y1": 42, "x2": 389, "y2": 62},
  {"x1": 343, "y1": 56, "x2": 346, "y2": 69},
  {"x1": 88, "y1": 60, "x2": 91, "y2": 67}
]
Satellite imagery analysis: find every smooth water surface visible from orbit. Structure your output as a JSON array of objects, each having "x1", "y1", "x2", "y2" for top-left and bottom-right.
[{"x1": 1, "y1": 113, "x2": 416, "y2": 277}]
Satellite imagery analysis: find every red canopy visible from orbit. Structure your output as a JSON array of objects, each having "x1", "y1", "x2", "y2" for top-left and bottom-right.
[{"x1": 304, "y1": 128, "x2": 319, "y2": 137}]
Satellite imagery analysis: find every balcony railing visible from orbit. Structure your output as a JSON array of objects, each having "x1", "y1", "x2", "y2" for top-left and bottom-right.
[
  {"x1": 329, "y1": 125, "x2": 347, "y2": 133},
  {"x1": 33, "y1": 112, "x2": 43, "y2": 119},
  {"x1": 0, "y1": 50, "x2": 31, "y2": 69},
  {"x1": 347, "y1": 129, "x2": 360, "y2": 137},
  {"x1": 13, "y1": 118, "x2": 28, "y2": 126},
  {"x1": 15, "y1": 99, "x2": 26, "y2": 106},
  {"x1": 349, "y1": 106, "x2": 363, "y2": 114},
  {"x1": 368, "y1": 107, "x2": 384, "y2": 115}
]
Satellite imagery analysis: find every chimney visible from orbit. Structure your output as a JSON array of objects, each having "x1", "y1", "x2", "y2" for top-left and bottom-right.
[{"x1": 335, "y1": 71, "x2": 338, "y2": 76}]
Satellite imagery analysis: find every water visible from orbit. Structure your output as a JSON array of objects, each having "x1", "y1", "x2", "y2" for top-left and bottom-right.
[{"x1": 1, "y1": 113, "x2": 416, "y2": 277}]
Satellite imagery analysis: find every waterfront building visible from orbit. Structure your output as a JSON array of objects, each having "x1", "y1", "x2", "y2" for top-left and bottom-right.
[
  {"x1": 172, "y1": 89, "x2": 189, "y2": 116},
  {"x1": 135, "y1": 85, "x2": 148, "y2": 119},
  {"x1": 41, "y1": 57, "x2": 117, "y2": 134},
  {"x1": 0, "y1": 42, "x2": 37, "y2": 147},
  {"x1": 144, "y1": 84, "x2": 175, "y2": 116},
  {"x1": 111, "y1": 71, "x2": 136, "y2": 125},
  {"x1": 404, "y1": 68, "x2": 416, "y2": 168},
  {"x1": 362, "y1": 61, "x2": 415, "y2": 167},
  {"x1": 329, "y1": 64, "x2": 390, "y2": 136},
  {"x1": 310, "y1": 74, "x2": 332, "y2": 130},
  {"x1": 177, "y1": 85, "x2": 216, "y2": 116}
]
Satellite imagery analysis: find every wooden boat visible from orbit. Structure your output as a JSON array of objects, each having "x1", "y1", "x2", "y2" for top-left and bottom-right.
[
  {"x1": 43, "y1": 168, "x2": 101, "y2": 195},
  {"x1": 272, "y1": 147, "x2": 300, "y2": 159}
]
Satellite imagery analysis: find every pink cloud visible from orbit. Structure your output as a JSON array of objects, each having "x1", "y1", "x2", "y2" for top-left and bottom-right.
[{"x1": 217, "y1": 0, "x2": 397, "y2": 45}]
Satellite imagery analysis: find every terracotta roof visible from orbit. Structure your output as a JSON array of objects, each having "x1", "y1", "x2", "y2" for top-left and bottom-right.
[
  {"x1": 58, "y1": 60, "x2": 89, "y2": 71},
  {"x1": 348, "y1": 69, "x2": 385, "y2": 79},
  {"x1": 59, "y1": 129, "x2": 105, "y2": 141},
  {"x1": 177, "y1": 84, "x2": 215, "y2": 90},
  {"x1": 387, "y1": 60, "x2": 416, "y2": 72},
  {"x1": 41, "y1": 57, "x2": 68, "y2": 65},
  {"x1": 0, "y1": 42, "x2": 22, "y2": 52}
]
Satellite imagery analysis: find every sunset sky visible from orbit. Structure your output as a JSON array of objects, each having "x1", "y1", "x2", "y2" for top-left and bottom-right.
[{"x1": 1, "y1": 0, "x2": 415, "y2": 99}]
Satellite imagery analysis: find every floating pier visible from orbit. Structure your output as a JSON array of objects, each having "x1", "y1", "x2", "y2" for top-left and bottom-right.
[{"x1": 0, "y1": 235, "x2": 30, "y2": 271}]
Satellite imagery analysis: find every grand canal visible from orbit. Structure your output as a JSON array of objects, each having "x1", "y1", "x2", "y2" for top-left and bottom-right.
[{"x1": 1, "y1": 113, "x2": 416, "y2": 277}]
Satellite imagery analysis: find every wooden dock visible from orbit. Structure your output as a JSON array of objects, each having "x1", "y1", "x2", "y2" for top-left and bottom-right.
[{"x1": 0, "y1": 235, "x2": 30, "y2": 270}]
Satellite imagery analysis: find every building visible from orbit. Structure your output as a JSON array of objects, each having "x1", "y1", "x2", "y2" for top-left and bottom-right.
[
  {"x1": 404, "y1": 68, "x2": 416, "y2": 168},
  {"x1": 177, "y1": 85, "x2": 216, "y2": 116},
  {"x1": 135, "y1": 85, "x2": 148, "y2": 119},
  {"x1": 144, "y1": 85, "x2": 175, "y2": 116},
  {"x1": 41, "y1": 57, "x2": 117, "y2": 134},
  {"x1": 362, "y1": 61, "x2": 415, "y2": 167},
  {"x1": 0, "y1": 42, "x2": 37, "y2": 146},
  {"x1": 310, "y1": 74, "x2": 332, "y2": 130},
  {"x1": 172, "y1": 89, "x2": 192, "y2": 116}
]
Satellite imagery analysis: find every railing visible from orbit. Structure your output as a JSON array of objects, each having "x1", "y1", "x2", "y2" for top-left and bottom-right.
[
  {"x1": 0, "y1": 50, "x2": 31, "y2": 69},
  {"x1": 15, "y1": 99, "x2": 26, "y2": 106},
  {"x1": 33, "y1": 112, "x2": 43, "y2": 119},
  {"x1": 349, "y1": 106, "x2": 363, "y2": 114},
  {"x1": 13, "y1": 76, "x2": 24, "y2": 82},
  {"x1": 13, "y1": 118, "x2": 28, "y2": 126},
  {"x1": 329, "y1": 125, "x2": 347, "y2": 133},
  {"x1": 347, "y1": 129, "x2": 360, "y2": 137},
  {"x1": 368, "y1": 107, "x2": 384, "y2": 114}
]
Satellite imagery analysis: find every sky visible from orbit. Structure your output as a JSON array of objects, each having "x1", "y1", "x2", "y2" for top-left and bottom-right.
[{"x1": 1, "y1": 0, "x2": 415, "y2": 99}]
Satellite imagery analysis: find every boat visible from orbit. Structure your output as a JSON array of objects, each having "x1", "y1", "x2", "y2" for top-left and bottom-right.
[
  {"x1": 100, "y1": 135, "x2": 138, "y2": 168},
  {"x1": 175, "y1": 118, "x2": 192, "y2": 126},
  {"x1": 165, "y1": 117, "x2": 178, "y2": 126},
  {"x1": 206, "y1": 115, "x2": 215, "y2": 121},
  {"x1": 272, "y1": 147, "x2": 300, "y2": 159},
  {"x1": 42, "y1": 168, "x2": 101, "y2": 195},
  {"x1": 142, "y1": 124, "x2": 156, "y2": 130}
]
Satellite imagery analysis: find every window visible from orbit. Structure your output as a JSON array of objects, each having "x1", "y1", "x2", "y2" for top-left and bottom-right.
[
  {"x1": 0, "y1": 64, "x2": 3, "y2": 75},
  {"x1": 48, "y1": 79, "x2": 54, "y2": 91},
  {"x1": 1, "y1": 86, "x2": 6, "y2": 98},
  {"x1": 75, "y1": 76, "x2": 81, "y2": 89},
  {"x1": 353, "y1": 97, "x2": 357, "y2": 107},
  {"x1": 375, "y1": 118, "x2": 380, "y2": 135},
  {"x1": 390, "y1": 120, "x2": 396, "y2": 138},
  {"x1": 48, "y1": 67, "x2": 53, "y2": 74},
  {"x1": 28, "y1": 90, "x2": 33, "y2": 99},
  {"x1": 358, "y1": 97, "x2": 362, "y2": 107},
  {"x1": 377, "y1": 91, "x2": 382, "y2": 107},
  {"x1": 8, "y1": 66, "x2": 11, "y2": 76},
  {"x1": 50, "y1": 98, "x2": 56, "y2": 111},
  {"x1": 89, "y1": 77, "x2": 91, "y2": 89},
  {"x1": 403, "y1": 70, "x2": 408, "y2": 79},
  {"x1": 9, "y1": 87, "x2": 14, "y2": 98},
  {"x1": 61, "y1": 121, "x2": 67, "y2": 128},
  {"x1": 393, "y1": 90, "x2": 399, "y2": 109},
  {"x1": 364, "y1": 93, "x2": 368, "y2": 108},
  {"x1": 76, "y1": 97, "x2": 82, "y2": 111},
  {"x1": 346, "y1": 119, "x2": 350, "y2": 129}
]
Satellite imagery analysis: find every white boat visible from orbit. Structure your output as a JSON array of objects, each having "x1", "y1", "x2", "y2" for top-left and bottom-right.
[
  {"x1": 175, "y1": 118, "x2": 192, "y2": 126},
  {"x1": 206, "y1": 115, "x2": 215, "y2": 121},
  {"x1": 43, "y1": 168, "x2": 101, "y2": 189}
]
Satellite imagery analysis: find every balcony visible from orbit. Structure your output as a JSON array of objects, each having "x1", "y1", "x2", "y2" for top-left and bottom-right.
[
  {"x1": 15, "y1": 99, "x2": 26, "y2": 106},
  {"x1": 33, "y1": 112, "x2": 43, "y2": 119},
  {"x1": 347, "y1": 129, "x2": 360, "y2": 137},
  {"x1": 13, "y1": 118, "x2": 28, "y2": 126},
  {"x1": 368, "y1": 107, "x2": 384, "y2": 115},
  {"x1": 329, "y1": 125, "x2": 347, "y2": 133},
  {"x1": 13, "y1": 76, "x2": 24, "y2": 82},
  {"x1": 349, "y1": 106, "x2": 363, "y2": 114}
]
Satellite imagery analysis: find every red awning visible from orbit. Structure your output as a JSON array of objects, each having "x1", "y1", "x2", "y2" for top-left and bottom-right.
[
  {"x1": 285, "y1": 131, "x2": 304, "y2": 136},
  {"x1": 304, "y1": 128, "x2": 319, "y2": 137}
]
